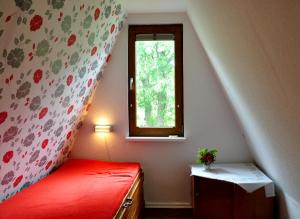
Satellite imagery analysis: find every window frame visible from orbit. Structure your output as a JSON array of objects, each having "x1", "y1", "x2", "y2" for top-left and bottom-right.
[{"x1": 128, "y1": 24, "x2": 184, "y2": 137}]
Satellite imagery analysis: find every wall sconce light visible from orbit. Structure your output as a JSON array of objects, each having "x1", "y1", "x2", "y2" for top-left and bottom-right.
[{"x1": 94, "y1": 125, "x2": 112, "y2": 133}]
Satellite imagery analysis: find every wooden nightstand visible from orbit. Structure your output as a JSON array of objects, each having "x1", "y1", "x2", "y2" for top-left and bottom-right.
[{"x1": 191, "y1": 163, "x2": 275, "y2": 219}]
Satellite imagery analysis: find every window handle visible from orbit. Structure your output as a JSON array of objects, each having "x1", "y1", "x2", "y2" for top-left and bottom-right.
[{"x1": 130, "y1": 77, "x2": 134, "y2": 90}]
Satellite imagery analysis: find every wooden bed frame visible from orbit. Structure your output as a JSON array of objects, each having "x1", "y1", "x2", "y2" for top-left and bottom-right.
[{"x1": 114, "y1": 170, "x2": 144, "y2": 219}]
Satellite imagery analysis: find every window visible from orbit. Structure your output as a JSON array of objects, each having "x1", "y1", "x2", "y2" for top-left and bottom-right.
[{"x1": 128, "y1": 24, "x2": 183, "y2": 137}]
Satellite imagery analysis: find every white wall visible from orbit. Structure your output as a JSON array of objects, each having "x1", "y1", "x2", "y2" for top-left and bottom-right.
[
  {"x1": 187, "y1": 0, "x2": 300, "y2": 218},
  {"x1": 72, "y1": 13, "x2": 252, "y2": 207}
]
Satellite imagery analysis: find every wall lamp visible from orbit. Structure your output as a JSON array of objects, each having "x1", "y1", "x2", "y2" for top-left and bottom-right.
[{"x1": 94, "y1": 125, "x2": 112, "y2": 133}]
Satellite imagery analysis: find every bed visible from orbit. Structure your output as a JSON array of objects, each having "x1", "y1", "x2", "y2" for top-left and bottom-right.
[{"x1": 0, "y1": 159, "x2": 144, "y2": 219}]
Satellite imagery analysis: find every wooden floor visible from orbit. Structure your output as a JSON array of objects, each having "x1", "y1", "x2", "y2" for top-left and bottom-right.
[{"x1": 142, "y1": 208, "x2": 193, "y2": 219}]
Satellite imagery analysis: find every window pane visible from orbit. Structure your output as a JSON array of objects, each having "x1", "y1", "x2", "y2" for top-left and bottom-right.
[{"x1": 135, "y1": 40, "x2": 175, "y2": 128}]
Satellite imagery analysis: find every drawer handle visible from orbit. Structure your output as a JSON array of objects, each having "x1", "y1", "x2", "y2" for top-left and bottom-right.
[{"x1": 123, "y1": 197, "x2": 133, "y2": 208}]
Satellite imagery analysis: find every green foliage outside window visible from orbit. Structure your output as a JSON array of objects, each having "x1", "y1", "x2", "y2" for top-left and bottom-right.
[{"x1": 135, "y1": 40, "x2": 175, "y2": 128}]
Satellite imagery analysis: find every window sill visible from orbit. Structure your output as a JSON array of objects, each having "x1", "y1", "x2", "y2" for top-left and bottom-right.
[{"x1": 125, "y1": 136, "x2": 187, "y2": 142}]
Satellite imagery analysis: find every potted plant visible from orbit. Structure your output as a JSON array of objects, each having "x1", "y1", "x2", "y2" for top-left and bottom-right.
[{"x1": 196, "y1": 147, "x2": 218, "y2": 170}]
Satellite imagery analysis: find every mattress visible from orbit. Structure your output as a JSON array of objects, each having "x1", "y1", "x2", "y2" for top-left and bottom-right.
[{"x1": 0, "y1": 159, "x2": 141, "y2": 219}]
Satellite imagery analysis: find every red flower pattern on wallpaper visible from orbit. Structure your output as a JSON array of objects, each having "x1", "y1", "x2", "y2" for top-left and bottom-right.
[
  {"x1": 41, "y1": 139, "x2": 49, "y2": 149},
  {"x1": 67, "y1": 105, "x2": 73, "y2": 114},
  {"x1": 110, "y1": 24, "x2": 115, "y2": 33},
  {"x1": 0, "y1": 112, "x2": 8, "y2": 125},
  {"x1": 94, "y1": 8, "x2": 100, "y2": 20},
  {"x1": 88, "y1": 78, "x2": 92, "y2": 87},
  {"x1": 45, "y1": 161, "x2": 52, "y2": 170},
  {"x1": 39, "y1": 107, "x2": 48, "y2": 120},
  {"x1": 67, "y1": 34, "x2": 76, "y2": 46},
  {"x1": 33, "y1": 69, "x2": 43, "y2": 84},
  {"x1": 91, "y1": 46, "x2": 97, "y2": 56},
  {"x1": 30, "y1": 15, "x2": 43, "y2": 31},
  {"x1": 0, "y1": 0, "x2": 124, "y2": 201},
  {"x1": 13, "y1": 176, "x2": 23, "y2": 188},
  {"x1": 66, "y1": 75, "x2": 73, "y2": 86},
  {"x1": 3, "y1": 151, "x2": 14, "y2": 163}
]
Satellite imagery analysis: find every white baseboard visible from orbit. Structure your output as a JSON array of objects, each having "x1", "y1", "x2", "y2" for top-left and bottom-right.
[{"x1": 145, "y1": 202, "x2": 192, "y2": 209}]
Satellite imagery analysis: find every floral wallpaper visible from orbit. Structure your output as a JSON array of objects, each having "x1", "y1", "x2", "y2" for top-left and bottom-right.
[{"x1": 0, "y1": 0, "x2": 125, "y2": 201}]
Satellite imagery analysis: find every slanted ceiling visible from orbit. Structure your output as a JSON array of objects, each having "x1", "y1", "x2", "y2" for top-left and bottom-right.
[
  {"x1": 187, "y1": 0, "x2": 300, "y2": 218},
  {"x1": 0, "y1": 0, "x2": 125, "y2": 200}
]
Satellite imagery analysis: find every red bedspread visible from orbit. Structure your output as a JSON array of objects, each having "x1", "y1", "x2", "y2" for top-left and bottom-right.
[{"x1": 0, "y1": 159, "x2": 141, "y2": 219}]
